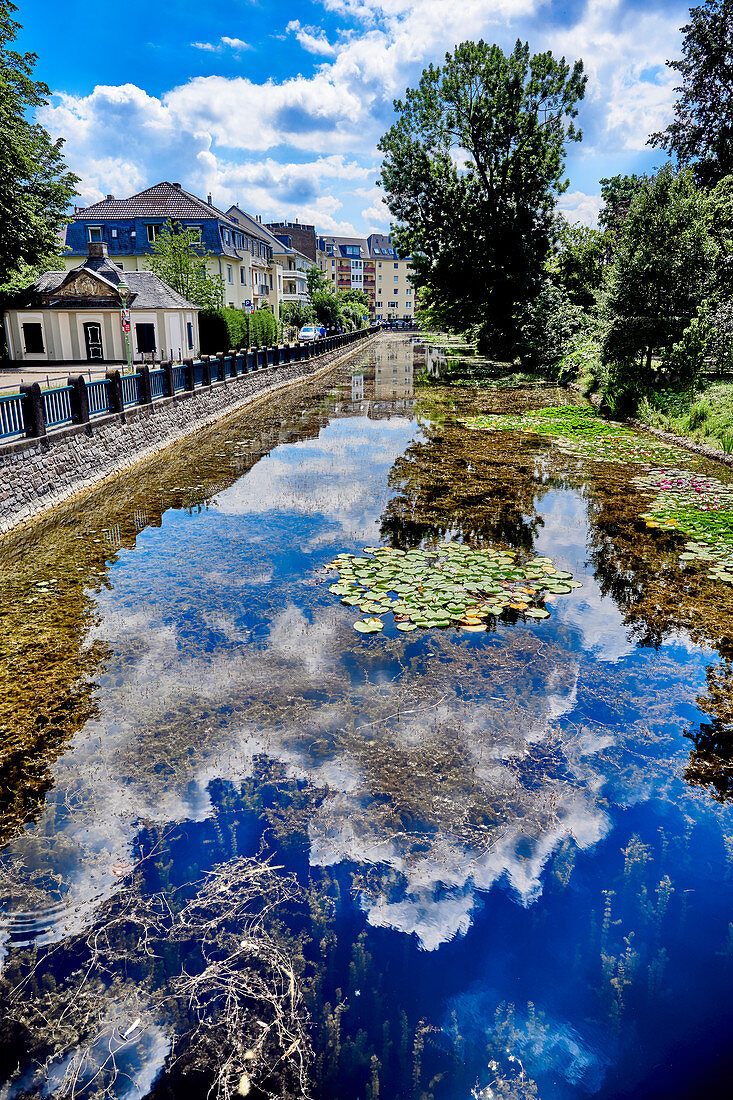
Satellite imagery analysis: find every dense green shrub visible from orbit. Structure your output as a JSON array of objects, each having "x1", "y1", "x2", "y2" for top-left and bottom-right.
[
  {"x1": 198, "y1": 307, "x2": 278, "y2": 353},
  {"x1": 516, "y1": 279, "x2": 584, "y2": 377}
]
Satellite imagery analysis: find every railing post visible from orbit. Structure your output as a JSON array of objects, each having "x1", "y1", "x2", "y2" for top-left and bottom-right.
[
  {"x1": 217, "y1": 352, "x2": 226, "y2": 381},
  {"x1": 139, "y1": 364, "x2": 153, "y2": 405},
  {"x1": 201, "y1": 356, "x2": 212, "y2": 388},
  {"x1": 20, "y1": 382, "x2": 46, "y2": 438},
  {"x1": 106, "y1": 370, "x2": 124, "y2": 414},
  {"x1": 184, "y1": 358, "x2": 195, "y2": 391},
  {"x1": 162, "y1": 360, "x2": 174, "y2": 397},
  {"x1": 67, "y1": 375, "x2": 90, "y2": 425}
]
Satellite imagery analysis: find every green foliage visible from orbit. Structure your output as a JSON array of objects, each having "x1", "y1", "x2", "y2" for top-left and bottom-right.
[
  {"x1": 147, "y1": 220, "x2": 223, "y2": 310},
  {"x1": 280, "y1": 300, "x2": 316, "y2": 334},
  {"x1": 558, "y1": 331, "x2": 602, "y2": 389},
  {"x1": 667, "y1": 302, "x2": 712, "y2": 400},
  {"x1": 306, "y1": 266, "x2": 330, "y2": 298},
  {"x1": 199, "y1": 306, "x2": 278, "y2": 354},
  {"x1": 649, "y1": 0, "x2": 733, "y2": 186},
  {"x1": 601, "y1": 166, "x2": 716, "y2": 384},
  {"x1": 248, "y1": 306, "x2": 278, "y2": 348},
  {"x1": 378, "y1": 38, "x2": 586, "y2": 356},
  {"x1": 516, "y1": 278, "x2": 584, "y2": 376},
  {"x1": 546, "y1": 218, "x2": 608, "y2": 309},
  {"x1": 0, "y1": 1, "x2": 79, "y2": 289},
  {"x1": 311, "y1": 289, "x2": 342, "y2": 329},
  {"x1": 338, "y1": 288, "x2": 370, "y2": 312},
  {"x1": 598, "y1": 174, "x2": 647, "y2": 237}
]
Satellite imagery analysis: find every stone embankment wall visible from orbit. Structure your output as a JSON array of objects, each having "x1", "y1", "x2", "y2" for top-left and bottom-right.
[{"x1": 0, "y1": 333, "x2": 379, "y2": 536}]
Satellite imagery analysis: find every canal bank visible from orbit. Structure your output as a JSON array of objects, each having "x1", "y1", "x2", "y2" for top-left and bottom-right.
[
  {"x1": 0, "y1": 330, "x2": 380, "y2": 537},
  {"x1": 2, "y1": 336, "x2": 733, "y2": 1100}
]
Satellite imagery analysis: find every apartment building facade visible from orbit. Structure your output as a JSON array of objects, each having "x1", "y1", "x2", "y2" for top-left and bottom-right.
[
  {"x1": 62, "y1": 183, "x2": 279, "y2": 314},
  {"x1": 265, "y1": 220, "x2": 318, "y2": 263},
  {"x1": 317, "y1": 233, "x2": 415, "y2": 323}
]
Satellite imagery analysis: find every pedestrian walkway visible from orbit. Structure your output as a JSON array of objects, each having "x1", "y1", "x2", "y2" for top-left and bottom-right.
[{"x1": 0, "y1": 364, "x2": 131, "y2": 391}]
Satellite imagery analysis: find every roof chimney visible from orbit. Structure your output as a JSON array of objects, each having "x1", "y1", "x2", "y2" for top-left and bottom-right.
[
  {"x1": 88, "y1": 242, "x2": 108, "y2": 259},
  {"x1": 106, "y1": 194, "x2": 114, "y2": 200},
  {"x1": 207, "y1": 193, "x2": 213, "y2": 205},
  {"x1": 172, "y1": 182, "x2": 181, "y2": 189}
]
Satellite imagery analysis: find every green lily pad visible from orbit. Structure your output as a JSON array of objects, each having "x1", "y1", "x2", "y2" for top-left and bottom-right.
[{"x1": 354, "y1": 618, "x2": 384, "y2": 633}]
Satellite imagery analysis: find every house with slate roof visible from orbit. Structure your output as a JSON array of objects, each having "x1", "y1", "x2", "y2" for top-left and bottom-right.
[
  {"x1": 61, "y1": 182, "x2": 280, "y2": 314},
  {"x1": 3, "y1": 243, "x2": 200, "y2": 364},
  {"x1": 229, "y1": 206, "x2": 315, "y2": 306}
]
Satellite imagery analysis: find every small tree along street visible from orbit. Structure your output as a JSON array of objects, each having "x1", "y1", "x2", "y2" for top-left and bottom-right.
[{"x1": 147, "y1": 221, "x2": 224, "y2": 310}]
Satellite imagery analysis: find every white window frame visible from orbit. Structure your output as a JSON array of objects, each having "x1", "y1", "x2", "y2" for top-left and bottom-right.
[
  {"x1": 227, "y1": 265, "x2": 233, "y2": 284},
  {"x1": 88, "y1": 226, "x2": 102, "y2": 243},
  {"x1": 146, "y1": 224, "x2": 160, "y2": 243},
  {"x1": 20, "y1": 313, "x2": 47, "y2": 359},
  {"x1": 131, "y1": 312, "x2": 158, "y2": 360}
]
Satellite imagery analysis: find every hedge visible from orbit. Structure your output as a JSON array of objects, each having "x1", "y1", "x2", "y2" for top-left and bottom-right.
[{"x1": 198, "y1": 307, "x2": 279, "y2": 353}]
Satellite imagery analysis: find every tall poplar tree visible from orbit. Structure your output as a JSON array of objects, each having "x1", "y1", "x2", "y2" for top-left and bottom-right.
[
  {"x1": 0, "y1": 1, "x2": 78, "y2": 288},
  {"x1": 378, "y1": 40, "x2": 586, "y2": 356}
]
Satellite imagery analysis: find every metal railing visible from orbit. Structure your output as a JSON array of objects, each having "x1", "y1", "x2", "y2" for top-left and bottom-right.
[
  {"x1": 0, "y1": 327, "x2": 376, "y2": 445},
  {"x1": 121, "y1": 373, "x2": 142, "y2": 407},
  {"x1": 42, "y1": 385, "x2": 74, "y2": 428},
  {"x1": 149, "y1": 369, "x2": 166, "y2": 399},
  {"x1": 0, "y1": 392, "x2": 26, "y2": 440},
  {"x1": 87, "y1": 378, "x2": 111, "y2": 417}
]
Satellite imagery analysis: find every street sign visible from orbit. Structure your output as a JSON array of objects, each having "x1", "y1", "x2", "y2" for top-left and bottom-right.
[{"x1": 244, "y1": 299, "x2": 252, "y2": 307}]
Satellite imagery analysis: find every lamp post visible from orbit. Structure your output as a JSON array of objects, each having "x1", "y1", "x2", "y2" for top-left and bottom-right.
[{"x1": 118, "y1": 278, "x2": 132, "y2": 374}]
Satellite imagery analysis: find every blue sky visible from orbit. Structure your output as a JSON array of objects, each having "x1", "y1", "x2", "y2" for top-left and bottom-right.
[{"x1": 19, "y1": 0, "x2": 689, "y2": 233}]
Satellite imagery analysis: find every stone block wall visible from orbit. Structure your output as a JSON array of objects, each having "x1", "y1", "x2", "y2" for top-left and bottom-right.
[{"x1": 0, "y1": 333, "x2": 379, "y2": 536}]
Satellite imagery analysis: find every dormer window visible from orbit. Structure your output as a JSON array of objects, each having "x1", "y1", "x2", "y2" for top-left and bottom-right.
[
  {"x1": 88, "y1": 227, "x2": 102, "y2": 243},
  {"x1": 146, "y1": 224, "x2": 161, "y2": 243},
  {"x1": 188, "y1": 226, "x2": 202, "y2": 242}
]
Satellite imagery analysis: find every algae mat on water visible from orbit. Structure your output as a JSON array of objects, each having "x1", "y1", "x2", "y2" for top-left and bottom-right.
[
  {"x1": 464, "y1": 406, "x2": 733, "y2": 588},
  {"x1": 324, "y1": 542, "x2": 581, "y2": 633},
  {"x1": 637, "y1": 468, "x2": 733, "y2": 585},
  {"x1": 462, "y1": 405, "x2": 693, "y2": 464}
]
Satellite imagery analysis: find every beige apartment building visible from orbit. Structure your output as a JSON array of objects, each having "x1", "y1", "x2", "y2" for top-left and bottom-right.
[{"x1": 316, "y1": 231, "x2": 416, "y2": 323}]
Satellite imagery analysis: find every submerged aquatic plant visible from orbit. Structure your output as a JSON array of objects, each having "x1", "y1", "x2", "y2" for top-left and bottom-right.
[
  {"x1": 325, "y1": 543, "x2": 581, "y2": 633},
  {"x1": 462, "y1": 406, "x2": 693, "y2": 466}
]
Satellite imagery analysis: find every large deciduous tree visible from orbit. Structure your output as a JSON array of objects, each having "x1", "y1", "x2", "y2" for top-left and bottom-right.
[
  {"x1": 649, "y1": 0, "x2": 733, "y2": 187},
  {"x1": 0, "y1": 1, "x2": 78, "y2": 288},
  {"x1": 601, "y1": 166, "x2": 716, "y2": 378},
  {"x1": 378, "y1": 39, "x2": 586, "y2": 356}
]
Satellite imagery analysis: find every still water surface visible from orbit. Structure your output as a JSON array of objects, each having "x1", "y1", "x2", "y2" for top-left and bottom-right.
[{"x1": 1, "y1": 335, "x2": 733, "y2": 1099}]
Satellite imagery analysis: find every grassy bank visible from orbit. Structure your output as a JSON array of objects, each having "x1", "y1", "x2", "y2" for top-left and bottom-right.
[{"x1": 635, "y1": 380, "x2": 733, "y2": 454}]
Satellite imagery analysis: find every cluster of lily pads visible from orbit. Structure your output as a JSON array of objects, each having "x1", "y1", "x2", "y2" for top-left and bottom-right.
[
  {"x1": 462, "y1": 406, "x2": 690, "y2": 465},
  {"x1": 325, "y1": 543, "x2": 581, "y2": 634},
  {"x1": 637, "y1": 467, "x2": 733, "y2": 584}
]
